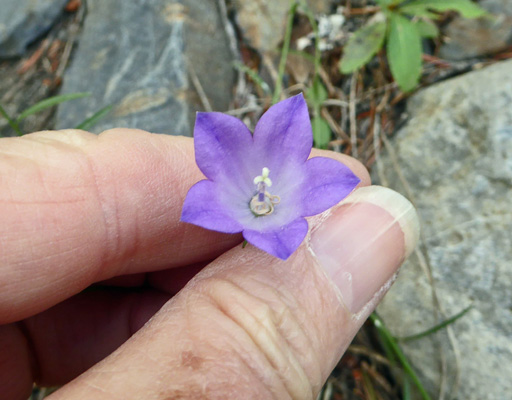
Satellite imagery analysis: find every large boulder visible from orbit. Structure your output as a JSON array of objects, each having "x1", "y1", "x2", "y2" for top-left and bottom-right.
[
  {"x1": 373, "y1": 60, "x2": 512, "y2": 400},
  {"x1": 56, "y1": 0, "x2": 235, "y2": 136},
  {"x1": 0, "y1": 0, "x2": 69, "y2": 58}
]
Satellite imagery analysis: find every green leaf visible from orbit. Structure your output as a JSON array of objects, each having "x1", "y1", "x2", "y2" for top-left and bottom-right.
[
  {"x1": 340, "y1": 20, "x2": 387, "y2": 74},
  {"x1": 16, "y1": 92, "x2": 91, "y2": 123},
  {"x1": 305, "y1": 78, "x2": 328, "y2": 109},
  {"x1": 312, "y1": 116, "x2": 331, "y2": 149},
  {"x1": 397, "y1": 306, "x2": 473, "y2": 342},
  {"x1": 386, "y1": 13, "x2": 423, "y2": 92},
  {"x1": 415, "y1": 18, "x2": 439, "y2": 38},
  {"x1": 0, "y1": 104, "x2": 23, "y2": 136},
  {"x1": 400, "y1": 0, "x2": 487, "y2": 19},
  {"x1": 398, "y1": 5, "x2": 442, "y2": 19},
  {"x1": 74, "y1": 105, "x2": 113, "y2": 131}
]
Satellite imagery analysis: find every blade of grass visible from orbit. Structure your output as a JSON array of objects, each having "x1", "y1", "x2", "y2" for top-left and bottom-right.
[
  {"x1": 233, "y1": 62, "x2": 271, "y2": 94},
  {"x1": 397, "y1": 305, "x2": 472, "y2": 342},
  {"x1": 272, "y1": 1, "x2": 299, "y2": 104},
  {"x1": 74, "y1": 105, "x2": 113, "y2": 131},
  {"x1": 403, "y1": 374, "x2": 412, "y2": 400},
  {"x1": 0, "y1": 104, "x2": 23, "y2": 136},
  {"x1": 16, "y1": 92, "x2": 91, "y2": 122},
  {"x1": 370, "y1": 313, "x2": 432, "y2": 400},
  {"x1": 288, "y1": 49, "x2": 316, "y2": 63},
  {"x1": 375, "y1": 321, "x2": 399, "y2": 366}
]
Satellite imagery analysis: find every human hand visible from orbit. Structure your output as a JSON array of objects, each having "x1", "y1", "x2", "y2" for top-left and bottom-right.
[{"x1": 0, "y1": 129, "x2": 419, "y2": 399}]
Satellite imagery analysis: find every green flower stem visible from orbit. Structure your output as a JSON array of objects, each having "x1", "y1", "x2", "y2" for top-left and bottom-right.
[{"x1": 272, "y1": 2, "x2": 299, "y2": 105}]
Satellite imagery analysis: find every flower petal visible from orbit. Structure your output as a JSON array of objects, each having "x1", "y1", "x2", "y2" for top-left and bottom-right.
[
  {"x1": 181, "y1": 180, "x2": 243, "y2": 233},
  {"x1": 253, "y1": 94, "x2": 312, "y2": 171},
  {"x1": 194, "y1": 112, "x2": 254, "y2": 183},
  {"x1": 301, "y1": 157, "x2": 361, "y2": 216},
  {"x1": 243, "y1": 218, "x2": 309, "y2": 260}
]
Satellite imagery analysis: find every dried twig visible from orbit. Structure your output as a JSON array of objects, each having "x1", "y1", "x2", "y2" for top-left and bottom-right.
[
  {"x1": 217, "y1": 0, "x2": 247, "y2": 102},
  {"x1": 262, "y1": 53, "x2": 279, "y2": 92},
  {"x1": 55, "y1": 4, "x2": 85, "y2": 82},
  {"x1": 323, "y1": 98, "x2": 349, "y2": 107},
  {"x1": 349, "y1": 72, "x2": 358, "y2": 158},
  {"x1": 348, "y1": 345, "x2": 392, "y2": 367},
  {"x1": 17, "y1": 39, "x2": 51, "y2": 74},
  {"x1": 187, "y1": 58, "x2": 212, "y2": 112},
  {"x1": 343, "y1": 6, "x2": 381, "y2": 16},
  {"x1": 225, "y1": 105, "x2": 262, "y2": 116},
  {"x1": 321, "y1": 107, "x2": 350, "y2": 143},
  {"x1": 362, "y1": 361, "x2": 394, "y2": 395}
]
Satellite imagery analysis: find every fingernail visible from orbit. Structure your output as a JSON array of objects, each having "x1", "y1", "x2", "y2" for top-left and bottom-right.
[{"x1": 309, "y1": 186, "x2": 420, "y2": 314}]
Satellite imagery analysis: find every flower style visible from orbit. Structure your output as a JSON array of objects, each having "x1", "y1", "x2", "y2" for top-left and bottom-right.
[{"x1": 181, "y1": 94, "x2": 360, "y2": 260}]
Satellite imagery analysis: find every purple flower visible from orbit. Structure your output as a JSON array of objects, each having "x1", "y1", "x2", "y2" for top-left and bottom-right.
[{"x1": 181, "y1": 94, "x2": 360, "y2": 260}]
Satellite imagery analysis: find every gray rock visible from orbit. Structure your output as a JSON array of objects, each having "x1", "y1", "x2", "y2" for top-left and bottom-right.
[
  {"x1": 0, "y1": 0, "x2": 68, "y2": 58},
  {"x1": 374, "y1": 60, "x2": 512, "y2": 400},
  {"x1": 56, "y1": 0, "x2": 235, "y2": 136},
  {"x1": 439, "y1": 0, "x2": 512, "y2": 60},
  {"x1": 233, "y1": 0, "x2": 333, "y2": 53}
]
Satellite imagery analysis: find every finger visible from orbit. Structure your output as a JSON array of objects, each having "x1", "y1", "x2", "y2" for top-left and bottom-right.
[
  {"x1": 1, "y1": 261, "x2": 207, "y2": 398},
  {"x1": 0, "y1": 129, "x2": 369, "y2": 323},
  {"x1": 50, "y1": 186, "x2": 418, "y2": 400},
  {"x1": 0, "y1": 324, "x2": 32, "y2": 400},
  {"x1": 0, "y1": 287, "x2": 169, "y2": 399}
]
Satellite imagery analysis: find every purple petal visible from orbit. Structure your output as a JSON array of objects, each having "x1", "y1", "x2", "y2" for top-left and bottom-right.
[
  {"x1": 301, "y1": 157, "x2": 361, "y2": 216},
  {"x1": 181, "y1": 180, "x2": 243, "y2": 233},
  {"x1": 243, "y1": 218, "x2": 309, "y2": 260},
  {"x1": 253, "y1": 94, "x2": 312, "y2": 172},
  {"x1": 194, "y1": 112, "x2": 254, "y2": 183}
]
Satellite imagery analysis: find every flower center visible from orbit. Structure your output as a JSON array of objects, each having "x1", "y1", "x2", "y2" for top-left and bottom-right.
[{"x1": 249, "y1": 167, "x2": 280, "y2": 216}]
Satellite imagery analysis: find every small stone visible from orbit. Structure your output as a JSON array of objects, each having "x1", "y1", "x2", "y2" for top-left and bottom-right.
[
  {"x1": 439, "y1": 0, "x2": 512, "y2": 60},
  {"x1": 0, "y1": 0, "x2": 69, "y2": 58},
  {"x1": 373, "y1": 60, "x2": 512, "y2": 400},
  {"x1": 56, "y1": 0, "x2": 235, "y2": 136},
  {"x1": 233, "y1": 0, "x2": 333, "y2": 53}
]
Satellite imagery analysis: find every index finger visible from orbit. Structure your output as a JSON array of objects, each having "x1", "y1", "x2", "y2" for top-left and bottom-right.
[{"x1": 0, "y1": 128, "x2": 370, "y2": 323}]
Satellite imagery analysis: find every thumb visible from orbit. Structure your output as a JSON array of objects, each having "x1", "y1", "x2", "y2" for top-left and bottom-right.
[{"x1": 49, "y1": 185, "x2": 419, "y2": 400}]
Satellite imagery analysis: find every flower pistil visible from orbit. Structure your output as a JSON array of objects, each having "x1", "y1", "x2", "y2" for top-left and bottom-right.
[{"x1": 250, "y1": 167, "x2": 280, "y2": 216}]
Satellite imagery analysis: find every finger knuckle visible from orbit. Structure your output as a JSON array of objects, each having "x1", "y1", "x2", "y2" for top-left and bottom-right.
[{"x1": 189, "y1": 277, "x2": 319, "y2": 400}]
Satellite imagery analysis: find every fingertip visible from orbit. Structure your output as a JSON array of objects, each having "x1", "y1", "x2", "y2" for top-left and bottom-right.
[{"x1": 309, "y1": 185, "x2": 419, "y2": 315}]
